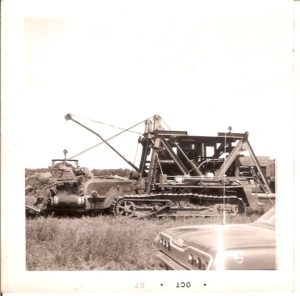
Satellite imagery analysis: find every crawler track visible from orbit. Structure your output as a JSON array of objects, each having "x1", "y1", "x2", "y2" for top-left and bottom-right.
[{"x1": 110, "y1": 193, "x2": 246, "y2": 218}]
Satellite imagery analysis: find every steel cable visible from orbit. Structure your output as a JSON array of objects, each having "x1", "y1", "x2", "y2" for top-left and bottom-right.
[{"x1": 67, "y1": 115, "x2": 154, "y2": 159}]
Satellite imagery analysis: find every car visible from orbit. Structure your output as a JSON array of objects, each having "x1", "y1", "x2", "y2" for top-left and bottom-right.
[{"x1": 154, "y1": 207, "x2": 276, "y2": 270}]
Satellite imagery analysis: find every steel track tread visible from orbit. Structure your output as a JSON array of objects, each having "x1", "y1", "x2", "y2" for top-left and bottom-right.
[{"x1": 110, "y1": 193, "x2": 245, "y2": 218}]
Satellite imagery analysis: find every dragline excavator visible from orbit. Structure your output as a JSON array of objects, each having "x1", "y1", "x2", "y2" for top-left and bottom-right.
[{"x1": 26, "y1": 114, "x2": 275, "y2": 218}]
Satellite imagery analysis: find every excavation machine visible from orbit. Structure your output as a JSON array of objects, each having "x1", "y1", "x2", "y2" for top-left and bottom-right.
[{"x1": 25, "y1": 114, "x2": 275, "y2": 218}]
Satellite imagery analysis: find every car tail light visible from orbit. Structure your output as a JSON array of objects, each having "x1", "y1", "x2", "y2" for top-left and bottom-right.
[
  {"x1": 159, "y1": 237, "x2": 171, "y2": 250},
  {"x1": 187, "y1": 253, "x2": 211, "y2": 270},
  {"x1": 195, "y1": 257, "x2": 202, "y2": 268},
  {"x1": 188, "y1": 254, "x2": 194, "y2": 264}
]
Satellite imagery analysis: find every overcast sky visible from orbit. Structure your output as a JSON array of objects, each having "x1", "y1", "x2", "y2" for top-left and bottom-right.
[
  {"x1": 5, "y1": 0, "x2": 295, "y2": 169},
  {"x1": 1, "y1": 0, "x2": 298, "y2": 292}
]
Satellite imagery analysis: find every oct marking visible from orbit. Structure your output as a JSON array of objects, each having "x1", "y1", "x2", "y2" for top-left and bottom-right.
[{"x1": 176, "y1": 282, "x2": 191, "y2": 288}]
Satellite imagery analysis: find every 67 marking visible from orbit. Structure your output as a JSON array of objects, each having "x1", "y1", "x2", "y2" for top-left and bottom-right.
[{"x1": 135, "y1": 282, "x2": 145, "y2": 288}]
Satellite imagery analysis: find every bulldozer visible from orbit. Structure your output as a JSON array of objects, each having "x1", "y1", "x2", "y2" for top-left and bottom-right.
[
  {"x1": 25, "y1": 149, "x2": 133, "y2": 217},
  {"x1": 25, "y1": 114, "x2": 275, "y2": 218}
]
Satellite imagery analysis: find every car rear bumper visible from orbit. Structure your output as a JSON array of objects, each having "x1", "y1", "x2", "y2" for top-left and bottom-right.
[{"x1": 155, "y1": 251, "x2": 188, "y2": 270}]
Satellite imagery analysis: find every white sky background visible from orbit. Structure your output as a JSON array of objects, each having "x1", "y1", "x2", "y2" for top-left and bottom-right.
[
  {"x1": 18, "y1": 0, "x2": 293, "y2": 169},
  {"x1": 1, "y1": 0, "x2": 298, "y2": 293}
]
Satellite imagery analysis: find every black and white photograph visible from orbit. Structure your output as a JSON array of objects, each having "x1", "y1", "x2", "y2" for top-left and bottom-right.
[{"x1": 1, "y1": 0, "x2": 298, "y2": 293}]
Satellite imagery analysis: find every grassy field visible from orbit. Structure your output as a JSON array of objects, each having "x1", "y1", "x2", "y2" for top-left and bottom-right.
[{"x1": 26, "y1": 215, "x2": 259, "y2": 270}]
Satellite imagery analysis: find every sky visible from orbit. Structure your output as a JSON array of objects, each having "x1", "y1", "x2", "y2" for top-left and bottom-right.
[
  {"x1": 5, "y1": 0, "x2": 295, "y2": 169},
  {"x1": 1, "y1": 1, "x2": 298, "y2": 292}
]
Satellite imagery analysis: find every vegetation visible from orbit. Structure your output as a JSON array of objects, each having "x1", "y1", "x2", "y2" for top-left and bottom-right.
[
  {"x1": 26, "y1": 215, "x2": 258, "y2": 270},
  {"x1": 91, "y1": 168, "x2": 131, "y2": 177},
  {"x1": 26, "y1": 168, "x2": 132, "y2": 178}
]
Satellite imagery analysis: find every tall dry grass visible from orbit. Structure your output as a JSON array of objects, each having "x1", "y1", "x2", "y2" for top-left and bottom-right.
[{"x1": 26, "y1": 215, "x2": 258, "y2": 270}]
